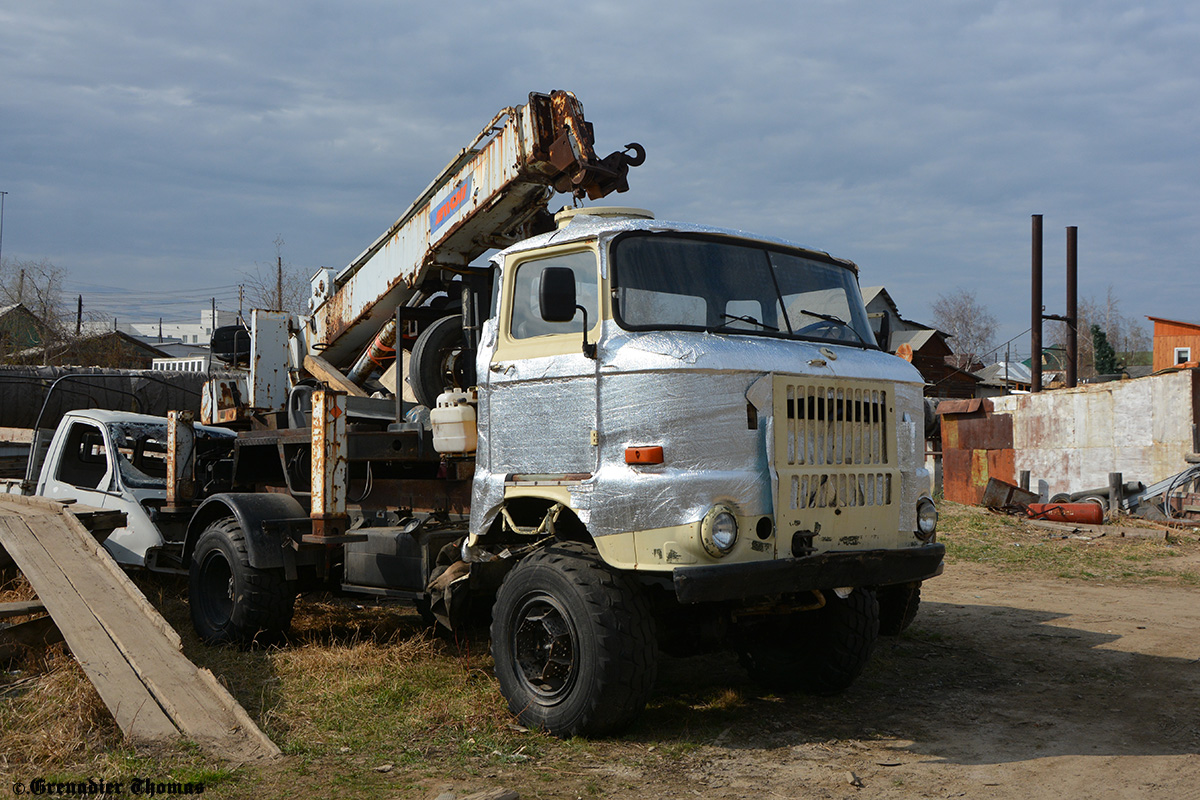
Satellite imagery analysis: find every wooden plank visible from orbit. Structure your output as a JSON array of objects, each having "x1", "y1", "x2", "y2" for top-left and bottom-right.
[
  {"x1": 304, "y1": 354, "x2": 369, "y2": 397},
  {"x1": 57, "y1": 509, "x2": 182, "y2": 650},
  {"x1": 0, "y1": 498, "x2": 279, "y2": 760},
  {"x1": 0, "y1": 600, "x2": 46, "y2": 619},
  {"x1": 21, "y1": 513, "x2": 278, "y2": 760},
  {"x1": 0, "y1": 614, "x2": 64, "y2": 661},
  {"x1": 0, "y1": 427, "x2": 34, "y2": 444},
  {"x1": 0, "y1": 516, "x2": 180, "y2": 741}
]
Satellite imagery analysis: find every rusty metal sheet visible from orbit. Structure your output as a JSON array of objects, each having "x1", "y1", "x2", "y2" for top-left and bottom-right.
[
  {"x1": 937, "y1": 398, "x2": 984, "y2": 415},
  {"x1": 953, "y1": 412, "x2": 1014, "y2": 451},
  {"x1": 940, "y1": 415, "x2": 960, "y2": 450},
  {"x1": 942, "y1": 448, "x2": 975, "y2": 503},
  {"x1": 982, "y1": 476, "x2": 1036, "y2": 511},
  {"x1": 988, "y1": 449, "x2": 1016, "y2": 486}
]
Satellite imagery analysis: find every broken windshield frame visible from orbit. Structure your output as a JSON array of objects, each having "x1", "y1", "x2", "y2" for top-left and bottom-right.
[{"x1": 609, "y1": 232, "x2": 877, "y2": 348}]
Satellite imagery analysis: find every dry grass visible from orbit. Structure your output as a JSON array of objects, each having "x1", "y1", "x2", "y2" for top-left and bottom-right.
[
  {"x1": 8, "y1": 503, "x2": 1198, "y2": 795},
  {"x1": 0, "y1": 647, "x2": 119, "y2": 772},
  {"x1": 940, "y1": 501, "x2": 1200, "y2": 584}
]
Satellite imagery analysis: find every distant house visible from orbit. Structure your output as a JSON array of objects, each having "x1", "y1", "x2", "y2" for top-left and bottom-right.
[
  {"x1": 11, "y1": 330, "x2": 172, "y2": 370},
  {"x1": 974, "y1": 361, "x2": 1033, "y2": 396},
  {"x1": 0, "y1": 303, "x2": 49, "y2": 359},
  {"x1": 861, "y1": 286, "x2": 979, "y2": 399},
  {"x1": 1147, "y1": 316, "x2": 1200, "y2": 371}
]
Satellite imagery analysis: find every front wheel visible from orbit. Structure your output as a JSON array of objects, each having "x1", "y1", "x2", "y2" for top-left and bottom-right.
[
  {"x1": 189, "y1": 517, "x2": 296, "y2": 646},
  {"x1": 490, "y1": 541, "x2": 657, "y2": 737}
]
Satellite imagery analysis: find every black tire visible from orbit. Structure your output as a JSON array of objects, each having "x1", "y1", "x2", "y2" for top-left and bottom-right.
[
  {"x1": 490, "y1": 541, "x2": 657, "y2": 737},
  {"x1": 877, "y1": 583, "x2": 921, "y2": 636},
  {"x1": 737, "y1": 588, "x2": 879, "y2": 696},
  {"x1": 189, "y1": 517, "x2": 296, "y2": 646},
  {"x1": 409, "y1": 315, "x2": 467, "y2": 409}
]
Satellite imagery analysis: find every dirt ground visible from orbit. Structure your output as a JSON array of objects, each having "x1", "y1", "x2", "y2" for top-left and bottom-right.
[
  {"x1": 7, "y1": 518, "x2": 1200, "y2": 800},
  {"x1": 553, "y1": 560, "x2": 1200, "y2": 800}
]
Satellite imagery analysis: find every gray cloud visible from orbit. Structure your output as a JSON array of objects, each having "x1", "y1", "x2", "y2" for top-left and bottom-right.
[{"x1": 1, "y1": 0, "x2": 1196, "y2": 343}]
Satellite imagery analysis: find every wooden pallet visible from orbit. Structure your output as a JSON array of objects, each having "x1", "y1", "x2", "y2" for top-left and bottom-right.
[{"x1": 0, "y1": 494, "x2": 279, "y2": 762}]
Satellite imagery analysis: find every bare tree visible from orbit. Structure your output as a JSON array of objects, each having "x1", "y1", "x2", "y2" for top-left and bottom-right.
[
  {"x1": 0, "y1": 257, "x2": 69, "y2": 361},
  {"x1": 930, "y1": 289, "x2": 998, "y2": 370},
  {"x1": 241, "y1": 236, "x2": 309, "y2": 316},
  {"x1": 0, "y1": 257, "x2": 66, "y2": 329},
  {"x1": 1050, "y1": 286, "x2": 1149, "y2": 378}
]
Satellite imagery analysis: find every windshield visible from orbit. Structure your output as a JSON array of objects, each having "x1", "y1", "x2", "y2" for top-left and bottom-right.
[
  {"x1": 106, "y1": 421, "x2": 234, "y2": 490},
  {"x1": 108, "y1": 422, "x2": 170, "y2": 489},
  {"x1": 611, "y1": 232, "x2": 875, "y2": 347}
]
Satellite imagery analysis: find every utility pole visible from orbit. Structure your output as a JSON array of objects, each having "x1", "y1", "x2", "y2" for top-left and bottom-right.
[
  {"x1": 0, "y1": 190, "x2": 7, "y2": 269},
  {"x1": 76, "y1": 295, "x2": 82, "y2": 335},
  {"x1": 276, "y1": 255, "x2": 283, "y2": 312}
]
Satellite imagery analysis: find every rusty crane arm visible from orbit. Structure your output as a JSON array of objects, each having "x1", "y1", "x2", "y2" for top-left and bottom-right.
[{"x1": 308, "y1": 91, "x2": 645, "y2": 380}]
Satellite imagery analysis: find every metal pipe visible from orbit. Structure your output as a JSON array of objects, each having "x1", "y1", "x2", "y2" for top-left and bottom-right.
[
  {"x1": 1066, "y1": 226, "x2": 1078, "y2": 388},
  {"x1": 346, "y1": 318, "x2": 397, "y2": 385},
  {"x1": 1031, "y1": 215, "x2": 1043, "y2": 393}
]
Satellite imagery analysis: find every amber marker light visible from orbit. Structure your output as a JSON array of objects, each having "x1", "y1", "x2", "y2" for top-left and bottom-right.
[{"x1": 625, "y1": 445, "x2": 664, "y2": 464}]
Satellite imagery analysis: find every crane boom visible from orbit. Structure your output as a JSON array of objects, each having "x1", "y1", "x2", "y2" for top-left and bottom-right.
[{"x1": 308, "y1": 90, "x2": 644, "y2": 372}]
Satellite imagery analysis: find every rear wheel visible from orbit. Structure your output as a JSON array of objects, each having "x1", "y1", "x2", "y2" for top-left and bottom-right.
[
  {"x1": 189, "y1": 517, "x2": 295, "y2": 646},
  {"x1": 490, "y1": 541, "x2": 657, "y2": 737},
  {"x1": 878, "y1": 583, "x2": 921, "y2": 636},
  {"x1": 737, "y1": 588, "x2": 879, "y2": 695}
]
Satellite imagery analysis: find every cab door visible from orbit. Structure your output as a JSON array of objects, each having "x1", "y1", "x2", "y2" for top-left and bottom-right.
[{"x1": 484, "y1": 247, "x2": 600, "y2": 477}]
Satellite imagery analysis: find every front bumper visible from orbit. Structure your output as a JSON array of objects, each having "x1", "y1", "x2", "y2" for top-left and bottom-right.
[{"x1": 672, "y1": 543, "x2": 945, "y2": 604}]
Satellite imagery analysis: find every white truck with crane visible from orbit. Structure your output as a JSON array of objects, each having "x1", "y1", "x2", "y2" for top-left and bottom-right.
[{"x1": 13, "y1": 91, "x2": 943, "y2": 737}]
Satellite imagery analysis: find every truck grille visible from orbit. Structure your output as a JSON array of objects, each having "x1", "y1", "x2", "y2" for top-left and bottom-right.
[
  {"x1": 774, "y1": 377, "x2": 899, "y2": 523},
  {"x1": 789, "y1": 472, "x2": 893, "y2": 510},
  {"x1": 783, "y1": 383, "x2": 889, "y2": 467}
]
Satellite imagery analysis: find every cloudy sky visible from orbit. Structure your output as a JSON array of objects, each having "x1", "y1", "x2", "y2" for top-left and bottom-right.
[{"x1": 1, "y1": 1, "x2": 1196, "y2": 355}]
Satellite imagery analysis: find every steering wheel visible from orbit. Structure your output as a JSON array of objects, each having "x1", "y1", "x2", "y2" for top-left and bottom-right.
[{"x1": 796, "y1": 320, "x2": 848, "y2": 340}]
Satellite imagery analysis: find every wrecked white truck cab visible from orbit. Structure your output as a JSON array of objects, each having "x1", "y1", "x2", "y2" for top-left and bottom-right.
[
  {"x1": 465, "y1": 208, "x2": 942, "y2": 731},
  {"x1": 11, "y1": 409, "x2": 235, "y2": 567}
]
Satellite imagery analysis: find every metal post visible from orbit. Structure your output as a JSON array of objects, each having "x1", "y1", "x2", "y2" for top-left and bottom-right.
[
  {"x1": 76, "y1": 295, "x2": 82, "y2": 335},
  {"x1": 310, "y1": 388, "x2": 348, "y2": 538},
  {"x1": 1066, "y1": 226, "x2": 1078, "y2": 388},
  {"x1": 1031, "y1": 215, "x2": 1043, "y2": 393},
  {"x1": 166, "y1": 410, "x2": 196, "y2": 509},
  {"x1": 1109, "y1": 472, "x2": 1123, "y2": 519}
]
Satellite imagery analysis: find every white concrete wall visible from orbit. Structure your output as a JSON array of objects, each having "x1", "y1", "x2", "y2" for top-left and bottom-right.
[{"x1": 992, "y1": 371, "x2": 1196, "y2": 497}]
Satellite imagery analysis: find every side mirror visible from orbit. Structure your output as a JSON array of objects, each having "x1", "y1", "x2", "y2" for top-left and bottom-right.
[
  {"x1": 536, "y1": 265, "x2": 596, "y2": 360},
  {"x1": 539, "y1": 267, "x2": 578, "y2": 323}
]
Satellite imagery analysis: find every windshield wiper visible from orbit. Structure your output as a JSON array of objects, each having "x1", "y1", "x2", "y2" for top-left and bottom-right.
[
  {"x1": 796, "y1": 309, "x2": 871, "y2": 346},
  {"x1": 718, "y1": 313, "x2": 778, "y2": 331}
]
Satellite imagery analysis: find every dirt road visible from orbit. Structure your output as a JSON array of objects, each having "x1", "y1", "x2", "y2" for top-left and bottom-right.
[{"x1": 575, "y1": 562, "x2": 1200, "y2": 800}]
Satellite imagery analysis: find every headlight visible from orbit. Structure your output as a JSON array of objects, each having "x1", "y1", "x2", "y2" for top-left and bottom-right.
[
  {"x1": 701, "y1": 506, "x2": 739, "y2": 557},
  {"x1": 916, "y1": 498, "x2": 938, "y2": 540}
]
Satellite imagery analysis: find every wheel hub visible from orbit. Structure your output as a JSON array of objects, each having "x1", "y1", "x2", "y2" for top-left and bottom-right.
[{"x1": 512, "y1": 595, "x2": 577, "y2": 700}]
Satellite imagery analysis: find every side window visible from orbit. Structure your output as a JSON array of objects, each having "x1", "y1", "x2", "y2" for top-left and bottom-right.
[
  {"x1": 56, "y1": 422, "x2": 110, "y2": 490},
  {"x1": 509, "y1": 251, "x2": 597, "y2": 340}
]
